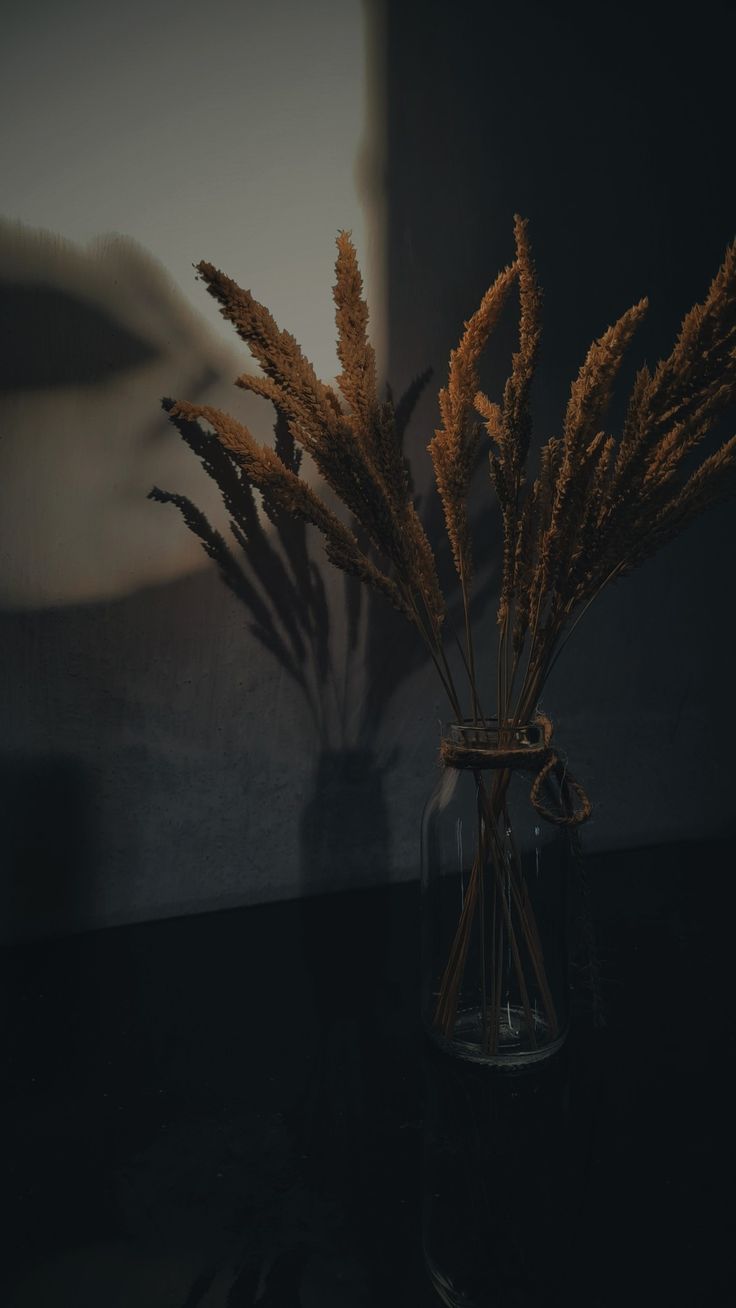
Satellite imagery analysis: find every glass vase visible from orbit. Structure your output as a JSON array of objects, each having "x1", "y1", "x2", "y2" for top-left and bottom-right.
[{"x1": 420, "y1": 720, "x2": 571, "y2": 1067}]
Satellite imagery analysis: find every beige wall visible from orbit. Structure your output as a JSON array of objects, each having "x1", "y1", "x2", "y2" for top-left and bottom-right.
[{"x1": 0, "y1": 0, "x2": 385, "y2": 609}]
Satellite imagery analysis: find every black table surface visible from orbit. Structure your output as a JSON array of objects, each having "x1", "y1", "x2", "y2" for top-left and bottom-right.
[{"x1": 2, "y1": 838, "x2": 734, "y2": 1307}]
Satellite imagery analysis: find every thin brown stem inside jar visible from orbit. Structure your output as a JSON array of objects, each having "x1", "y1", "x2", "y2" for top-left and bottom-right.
[{"x1": 432, "y1": 764, "x2": 559, "y2": 1052}]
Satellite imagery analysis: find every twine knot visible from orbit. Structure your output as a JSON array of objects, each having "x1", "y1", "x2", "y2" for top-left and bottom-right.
[{"x1": 439, "y1": 711, "x2": 591, "y2": 827}]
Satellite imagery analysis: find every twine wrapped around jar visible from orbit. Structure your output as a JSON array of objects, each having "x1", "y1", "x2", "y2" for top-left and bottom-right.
[{"x1": 439, "y1": 712, "x2": 592, "y2": 827}]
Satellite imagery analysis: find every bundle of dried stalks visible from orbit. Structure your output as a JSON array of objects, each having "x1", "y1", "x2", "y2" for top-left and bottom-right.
[
  {"x1": 152, "y1": 217, "x2": 735, "y2": 1049},
  {"x1": 154, "y1": 220, "x2": 735, "y2": 737}
]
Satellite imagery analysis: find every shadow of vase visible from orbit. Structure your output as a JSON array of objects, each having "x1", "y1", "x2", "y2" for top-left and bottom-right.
[{"x1": 300, "y1": 747, "x2": 391, "y2": 904}]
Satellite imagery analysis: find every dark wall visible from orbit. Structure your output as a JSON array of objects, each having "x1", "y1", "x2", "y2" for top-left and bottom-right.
[{"x1": 384, "y1": 0, "x2": 736, "y2": 850}]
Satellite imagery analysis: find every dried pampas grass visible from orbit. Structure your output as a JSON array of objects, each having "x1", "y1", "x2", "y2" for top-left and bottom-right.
[{"x1": 151, "y1": 219, "x2": 736, "y2": 736}]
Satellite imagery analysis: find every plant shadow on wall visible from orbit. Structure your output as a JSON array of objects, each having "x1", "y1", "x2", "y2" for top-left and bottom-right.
[
  {"x1": 151, "y1": 230, "x2": 504, "y2": 895},
  {"x1": 151, "y1": 221, "x2": 506, "y2": 917},
  {"x1": 0, "y1": 221, "x2": 287, "y2": 940},
  {"x1": 153, "y1": 373, "x2": 500, "y2": 927},
  {"x1": 0, "y1": 219, "x2": 270, "y2": 609}
]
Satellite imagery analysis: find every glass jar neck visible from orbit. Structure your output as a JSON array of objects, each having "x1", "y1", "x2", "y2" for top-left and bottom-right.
[{"x1": 445, "y1": 718, "x2": 543, "y2": 751}]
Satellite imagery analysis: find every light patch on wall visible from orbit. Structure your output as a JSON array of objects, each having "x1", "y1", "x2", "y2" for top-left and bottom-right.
[{"x1": 0, "y1": 0, "x2": 387, "y2": 609}]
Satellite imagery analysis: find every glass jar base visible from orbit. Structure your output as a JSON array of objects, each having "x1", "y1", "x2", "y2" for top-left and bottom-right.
[
  {"x1": 424, "y1": 1249, "x2": 477, "y2": 1308},
  {"x1": 423, "y1": 1004, "x2": 569, "y2": 1068}
]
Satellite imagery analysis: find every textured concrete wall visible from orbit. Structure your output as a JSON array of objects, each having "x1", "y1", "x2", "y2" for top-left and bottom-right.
[
  {"x1": 0, "y1": 0, "x2": 385, "y2": 938},
  {"x1": 2, "y1": 0, "x2": 735, "y2": 939}
]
